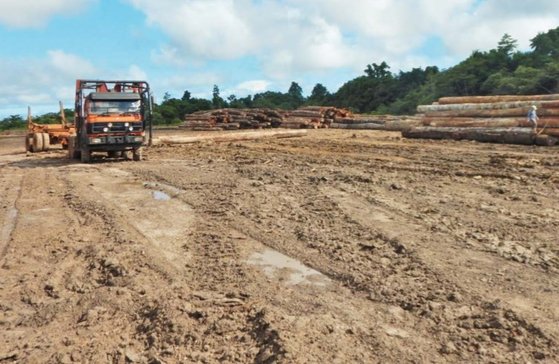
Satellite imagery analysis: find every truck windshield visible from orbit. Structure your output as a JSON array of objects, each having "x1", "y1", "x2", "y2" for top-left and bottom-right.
[{"x1": 90, "y1": 100, "x2": 141, "y2": 114}]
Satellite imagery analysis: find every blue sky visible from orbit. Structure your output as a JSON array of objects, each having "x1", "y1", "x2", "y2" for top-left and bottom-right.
[{"x1": 0, "y1": 0, "x2": 558, "y2": 118}]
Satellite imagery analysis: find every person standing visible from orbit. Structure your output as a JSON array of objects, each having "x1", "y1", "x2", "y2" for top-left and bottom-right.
[{"x1": 527, "y1": 105, "x2": 539, "y2": 131}]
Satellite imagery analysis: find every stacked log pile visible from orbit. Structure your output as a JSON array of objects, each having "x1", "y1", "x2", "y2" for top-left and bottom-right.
[
  {"x1": 403, "y1": 94, "x2": 559, "y2": 146},
  {"x1": 331, "y1": 115, "x2": 422, "y2": 131},
  {"x1": 182, "y1": 106, "x2": 423, "y2": 132},
  {"x1": 182, "y1": 109, "x2": 285, "y2": 131},
  {"x1": 182, "y1": 107, "x2": 353, "y2": 130},
  {"x1": 282, "y1": 106, "x2": 353, "y2": 129}
]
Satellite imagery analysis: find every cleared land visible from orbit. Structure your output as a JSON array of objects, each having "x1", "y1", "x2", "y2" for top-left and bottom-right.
[{"x1": 0, "y1": 130, "x2": 558, "y2": 363}]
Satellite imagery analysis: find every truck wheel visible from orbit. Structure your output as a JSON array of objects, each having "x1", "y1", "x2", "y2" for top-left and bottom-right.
[
  {"x1": 67, "y1": 136, "x2": 80, "y2": 159},
  {"x1": 25, "y1": 135, "x2": 33, "y2": 152},
  {"x1": 67, "y1": 140, "x2": 76, "y2": 159},
  {"x1": 42, "y1": 133, "x2": 50, "y2": 151},
  {"x1": 133, "y1": 147, "x2": 142, "y2": 161},
  {"x1": 107, "y1": 151, "x2": 123, "y2": 158},
  {"x1": 80, "y1": 150, "x2": 91, "y2": 163},
  {"x1": 32, "y1": 133, "x2": 43, "y2": 153}
]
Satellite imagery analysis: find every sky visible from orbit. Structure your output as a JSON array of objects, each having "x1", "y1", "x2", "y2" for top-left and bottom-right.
[{"x1": 0, "y1": 0, "x2": 558, "y2": 118}]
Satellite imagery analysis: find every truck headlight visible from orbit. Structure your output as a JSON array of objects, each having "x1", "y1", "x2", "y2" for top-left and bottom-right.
[
  {"x1": 129, "y1": 127, "x2": 134, "y2": 131},
  {"x1": 108, "y1": 123, "x2": 113, "y2": 127},
  {"x1": 124, "y1": 122, "x2": 130, "y2": 127},
  {"x1": 89, "y1": 138, "x2": 103, "y2": 144},
  {"x1": 103, "y1": 127, "x2": 109, "y2": 132}
]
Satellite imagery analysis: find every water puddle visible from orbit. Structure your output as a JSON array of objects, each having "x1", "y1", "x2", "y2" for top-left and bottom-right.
[
  {"x1": 152, "y1": 190, "x2": 171, "y2": 201},
  {"x1": 248, "y1": 248, "x2": 330, "y2": 286},
  {"x1": 144, "y1": 182, "x2": 186, "y2": 202}
]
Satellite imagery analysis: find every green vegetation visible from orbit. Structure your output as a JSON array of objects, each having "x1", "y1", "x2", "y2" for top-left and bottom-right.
[
  {"x1": 0, "y1": 109, "x2": 75, "y2": 131},
  {"x1": 2, "y1": 27, "x2": 559, "y2": 130},
  {"x1": 0, "y1": 115, "x2": 25, "y2": 131}
]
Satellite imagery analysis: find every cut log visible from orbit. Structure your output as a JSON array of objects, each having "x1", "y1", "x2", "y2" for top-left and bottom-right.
[
  {"x1": 153, "y1": 130, "x2": 308, "y2": 145},
  {"x1": 384, "y1": 119, "x2": 423, "y2": 131},
  {"x1": 422, "y1": 117, "x2": 524, "y2": 128},
  {"x1": 330, "y1": 123, "x2": 385, "y2": 130},
  {"x1": 438, "y1": 94, "x2": 559, "y2": 105},
  {"x1": 540, "y1": 128, "x2": 559, "y2": 137},
  {"x1": 422, "y1": 117, "x2": 559, "y2": 128},
  {"x1": 335, "y1": 117, "x2": 385, "y2": 125},
  {"x1": 535, "y1": 134, "x2": 559, "y2": 146},
  {"x1": 424, "y1": 107, "x2": 559, "y2": 118},
  {"x1": 418, "y1": 100, "x2": 559, "y2": 113},
  {"x1": 402, "y1": 127, "x2": 537, "y2": 145}
]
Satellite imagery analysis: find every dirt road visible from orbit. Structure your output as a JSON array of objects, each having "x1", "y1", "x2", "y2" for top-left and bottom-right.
[{"x1": 1, "y1": 130, "x2": 558, "y2": 363}]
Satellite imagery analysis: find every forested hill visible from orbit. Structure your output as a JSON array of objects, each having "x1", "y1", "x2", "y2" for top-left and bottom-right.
[
  {"x1": 1, "y1": 27, "x2": 558, "y2": 130},
  {"x1": 151, "y1": 27, "x2": 559, "y2": 124}
]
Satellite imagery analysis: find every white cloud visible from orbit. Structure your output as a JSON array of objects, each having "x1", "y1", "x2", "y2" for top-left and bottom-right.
[
  {"x1": 236, "y1": 80, "x2": 270, "y2": 94},
  {"x1": 221, "y1": 80, "x2": 272, "y2": 97},
  {"x1": 0, "y1": 51, "x2": 97, "y2": 108},
  {"x1": 125, "y1": 65, "x2": 148, "y2": 81},
  {"x1": 126, "y1": 0, "x2": 559, "y2": 79},
  {"x1": 0, "y1": 0, "x2": 94, "y2": 28},
  {"x1": 439, "y1": 1, "x2": 559, "y2": 56},
  {"x1": 47, "y1": 50, "x2": 97, "y2": 78},
  {"x1": 128, "y1": 0, "x2": 254, "y2": 60},
  {"x1": 0, "y1": 51, "x2": 149, "y2": 117},
  {"x1": 151, "y1": 46, "x2": 187, "y2": 67}
]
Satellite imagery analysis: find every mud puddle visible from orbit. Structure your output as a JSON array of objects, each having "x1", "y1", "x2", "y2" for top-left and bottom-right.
[
  {"x1": 143, "y1": 181, "x2": 185, "y2": 197},
  {"x1": 248, "y1": 248, "x2": 330, "y2": 286},
  {"x1": 152, "y1": 190, "x2": 171, "y2": 201}
]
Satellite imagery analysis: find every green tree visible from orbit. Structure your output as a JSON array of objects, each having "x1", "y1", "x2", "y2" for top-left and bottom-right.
[
  {"x1": 364, "y1": 61, "x2": 392, "y2": 79},
  {"x1": 212, "y1": 85, "x2": 226, "y2": 109},
  {"x1": 497, "y1": 33, "x2": 518, "y2": 57},
  {"x1": 308, "y1": 83, "x2": 330, "y2": 105},
  {"x1": 531, "y1": 26, "x2": 559, "y2": 59},
  {"x1": 0, "y1": 115, "x2": 26, "y2": 131},
  {"x1": 287, "y1": 82, "x2": 304, "y2": 108}
]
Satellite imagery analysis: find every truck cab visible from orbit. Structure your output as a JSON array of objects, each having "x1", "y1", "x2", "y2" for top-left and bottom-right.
[{"x1": 69, "y1": 80, "x2": 152, "y2": 162}]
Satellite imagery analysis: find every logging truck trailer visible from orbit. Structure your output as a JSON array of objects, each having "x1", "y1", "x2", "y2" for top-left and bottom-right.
[
  {"x1": 68, "y1": 80, "x2": 153, "y2": 163},
  {"x1": 25, "y1": 102, "x2": 75, "y2": 153}
]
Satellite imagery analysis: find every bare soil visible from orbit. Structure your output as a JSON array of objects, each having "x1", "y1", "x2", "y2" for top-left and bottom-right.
[{"x1": 1, "y1": 130, "x2": 558, "y2": 363}]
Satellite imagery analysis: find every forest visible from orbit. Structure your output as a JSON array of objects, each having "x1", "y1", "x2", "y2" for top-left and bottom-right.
[{"x1": 1, "y1": 27, "x2": 558, "y2": 130}]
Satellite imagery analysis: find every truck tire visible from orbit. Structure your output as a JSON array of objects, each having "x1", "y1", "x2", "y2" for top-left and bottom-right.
[
  {"x1": 107, "y1": 151, "x2": 122, "y2": 158},
  {"x1": 133, "y1": 147, "x2": 142, "y2": 161},
  {"x1": 42, "y1": 133, "x2": 50, "y2": 151},
  {"x1": 25, "y1": 135, "x2": 33, "y2": 152},
  {"x1": 32, "y1": 133, "x2": 43, "y2": 153},
  {"x1": 80, "y1": 149, "x2": 91, "y2": 163},
  {"x1": 67, "y1": 138, "x2": 78, "y2": 159}
]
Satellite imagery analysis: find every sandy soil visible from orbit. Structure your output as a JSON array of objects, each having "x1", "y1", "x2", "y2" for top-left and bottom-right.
[{"x1": 0, "y1": 130, "x2": 558, "y2": 363}]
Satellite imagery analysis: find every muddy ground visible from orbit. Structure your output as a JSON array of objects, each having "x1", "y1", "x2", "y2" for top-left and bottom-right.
[{"x1": 0, "y1": 130, "x2": 558, "y2": 363}]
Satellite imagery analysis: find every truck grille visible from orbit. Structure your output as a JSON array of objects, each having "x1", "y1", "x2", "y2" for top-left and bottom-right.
[{"x1": 89, "y1": 122, "x2": 142, "y2": 133}]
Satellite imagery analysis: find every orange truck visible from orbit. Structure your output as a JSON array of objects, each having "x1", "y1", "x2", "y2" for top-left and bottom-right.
[
  {"x1": 68, "y1": 80, "x2": 153, "y2": 162},
  {"x1": 25, "y1": 102, "x2": 75, "y2": 152}
]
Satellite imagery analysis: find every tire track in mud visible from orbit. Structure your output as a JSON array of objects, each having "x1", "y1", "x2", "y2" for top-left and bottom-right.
[
  {"x1": 243, "y1": 138, "x2": 559, "y2": 183},
  {"x1": 0, "y1": 170, "x2": 22, "y2": 259},
  {"x1": 327, "y1": 178, "x2": 557, "y2": 360},
  {"x1": 4, "y1": 132, "x2": 558, "y2": 363},
  {"x1": 60, "y1": 166, "x2": 300, "y2": 363},
  {"x1": 132, "y1": 141, "x2": 559, "y2": 363},
  {"x1": 126, "y1": 165, "x2": 443, "y2": 362},
  {"x1": 251, "y1": 178, "x2": 557, "y2": 362}
]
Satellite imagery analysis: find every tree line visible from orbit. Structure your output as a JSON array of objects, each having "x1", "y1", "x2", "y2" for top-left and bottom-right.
[{"x1": 2, "y1": 26, "x2": 558, "y2": 130}]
